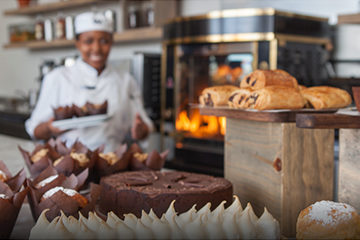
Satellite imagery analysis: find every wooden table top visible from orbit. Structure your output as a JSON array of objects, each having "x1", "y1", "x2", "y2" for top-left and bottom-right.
[{"x1": 198, "y1": 106, "x2": 337, "y2": 123}]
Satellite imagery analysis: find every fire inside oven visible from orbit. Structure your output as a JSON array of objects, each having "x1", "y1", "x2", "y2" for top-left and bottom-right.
[{"x1": 173, "y1": 43, "x2": 254, "y2": 175}]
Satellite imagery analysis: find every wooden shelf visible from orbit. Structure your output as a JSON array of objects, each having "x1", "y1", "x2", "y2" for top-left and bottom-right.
[
  {"x1": 296, "y1": 113, "x2": 360, "y2": 129},
  {"x1": 4, "y1": 0, "x2": 116, "y2": 16},
  {"x1": 3, "y1": 27, "x2": 163, "y2": 50},
  {"x1": 198, "y1": 106, "x2": 337, "y2": 123},
  {"x1": 338, "y1": 13, "x2": 360, "y2": 24}
]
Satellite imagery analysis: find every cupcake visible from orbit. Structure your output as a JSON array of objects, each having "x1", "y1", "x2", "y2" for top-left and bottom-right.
[
  {"x1": 0, "y1": 161, "x2": 28, "y2": 238},
  {"x1": 124, "y1": 143, "x2": 168, "y2": 171},
  {"x1": 95, "y1": 144, "x2": 129, "y2": 177},
  {"x1": 18, "y1": 141, "x2": 61, "y2": 178},
  {"x1": 26, "y1": 165, "x2": 96, "y2": 221},
  {"x1": 53, "y1": 105, "x2": 74, "y2": 120},
  {"x1": 85, "y1": 100, "x2": 108, "y2": 115}
]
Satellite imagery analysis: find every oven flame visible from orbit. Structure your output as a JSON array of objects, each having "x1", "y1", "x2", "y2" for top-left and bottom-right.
[{"x1": 176, "y1": 109, "x2": 226, "y2": 137}]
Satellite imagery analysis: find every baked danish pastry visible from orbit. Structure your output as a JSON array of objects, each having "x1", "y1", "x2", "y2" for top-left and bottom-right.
[
  {"x1": 240, "y1": 69, "x2": 299, "y2": 90},
  {"x1": 199, "y1": 85, "x2": 240, "y2": 107},
  {"x1": 238, "y1": 86, "x2": 306, "y2": 110},
  {"x1": 228, "y1": 88, "x2": 253, "y2": 109},
  {"x1": 301, "y1": 86, "x2": 352, "y2": 109}
]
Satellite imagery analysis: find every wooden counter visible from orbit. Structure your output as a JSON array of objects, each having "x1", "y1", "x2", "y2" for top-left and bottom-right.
[
  {"x1": 199, "y1": 107, "x2": 334, "y2": 237},
  {"x1": 296, "y1": 109, "x2": 360, "y2": 214}
]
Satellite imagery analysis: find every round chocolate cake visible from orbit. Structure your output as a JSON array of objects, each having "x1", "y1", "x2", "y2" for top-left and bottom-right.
[{"x1": 99, "y1": 171, "x2": 233, "y2": 218}]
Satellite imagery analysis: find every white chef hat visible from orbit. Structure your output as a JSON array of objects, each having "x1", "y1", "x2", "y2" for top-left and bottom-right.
[{"x1": 75, "y1": 12, "x2": 113, "y2": 34}]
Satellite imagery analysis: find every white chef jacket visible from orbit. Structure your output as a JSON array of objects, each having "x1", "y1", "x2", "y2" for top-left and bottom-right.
[{"x1": 25, "y1": 58, "x2": 153, "y2": 152}]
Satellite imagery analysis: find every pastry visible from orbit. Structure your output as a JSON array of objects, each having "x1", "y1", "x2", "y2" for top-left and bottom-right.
[
  {"x1": 99, "y1": 171, "x2": 233, "y2": 218},
  {"x1": 41, "y1": 186, "x2": 88, "y2": 208},
  {"x1": 232, "y1": 86, "x2": 306, "y2": 110},
  {"x1": 300, "y1": 86, "x2": 352, "y2": 109},
  {"x1": 70, "y1": 152, "x2": 89, "y2": 168},
  {"x1": 53, "y1": 105, "x2": 74, "y2": 120},
  {"x1": 99, "y1": 152, "x2": 119, "y2": 165},
  {"x1": 35, "y1": 175, "x2": 59, "y2": 189},
  {"x1": 240, "y1": 69, "x2": 299, "y2": 90},
  {"x1": 85, "y1": 100, "x2": 108, "y2": 115},
  {"x1": 228, "y1": 88, "x2": 254, "y2": 108},
  {"x1": 0, "y1": 170, "x2": 7, "y2": 182},
  {"x1": 199, "y1": 85, "x2": 240, "y2": 107},
  {"x1": 30, "y1": 196, "x2": 281, "y2": 240},
  {"x1": 296, "y1": 200, "x2": 359, "y2": 239},
  {"x1": 31, "y1": 149, "x2": 49, "y2": 163}
]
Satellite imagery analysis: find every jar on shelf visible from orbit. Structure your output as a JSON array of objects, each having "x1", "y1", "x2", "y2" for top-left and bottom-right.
[
  {"x1": 128, "y1": 4, "x2": 140, "y2": 29},
  {"x1": 35, "y1": 15, "x2": 44, "y2": 41},
  {"x1": 55, "y1": 13, "x2": 66, "y2": 39},
  {"x1": 142, "y1": 1, "x2": 154, "y2": 27}
]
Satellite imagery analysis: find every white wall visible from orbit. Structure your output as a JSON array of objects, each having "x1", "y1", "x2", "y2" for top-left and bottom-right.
[{"x1": 0, "y1": 0, "x2": 358, "y2": 98}]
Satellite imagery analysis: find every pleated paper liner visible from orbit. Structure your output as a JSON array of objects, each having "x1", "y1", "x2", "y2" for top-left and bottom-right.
[
  {"x1": 26, "y1": 167, "x2": 100, "y2": 221},
  {"x1": 95, "y1": 144, "x2": 129, "y2": 178},
  {"x1": 0, "y1": 160, "x2": 26, "y2": 192},
  {"x1": 18, "y1": 143, "x2": 60, "y2": 178},
  {"x1": 0, "y1": 187, "x2": 29, "y2": 238},
  {"x1": 125, "y1": 143, "x2": 169, "y2": 171}
]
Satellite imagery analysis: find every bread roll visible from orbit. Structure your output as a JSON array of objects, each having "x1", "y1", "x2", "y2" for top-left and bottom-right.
[
  {"x1": 240, "y1": 69, "x2": 299, "y2": 90},
  {"x1": 301, "y1": 86, "x2": 352, "y2": 109},
  {"x1": 199, "y1": 85, "x2": 240, "y2": 107},
  {"x1": 296, "y1": 200, "x2": 359, "y2": 239}
]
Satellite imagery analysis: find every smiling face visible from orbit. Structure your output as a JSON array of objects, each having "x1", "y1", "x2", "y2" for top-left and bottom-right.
[{"x1": 76, "y1": 31, "x2": 113, "y2": 74}]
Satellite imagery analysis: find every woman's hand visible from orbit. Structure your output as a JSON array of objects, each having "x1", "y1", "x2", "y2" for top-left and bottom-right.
[
  {"x1": 34, "y1": 118, "x2": 66, "y2": 140},
  {"x1": 131, "y1": 113, "x2": 149, "y2": 140}
]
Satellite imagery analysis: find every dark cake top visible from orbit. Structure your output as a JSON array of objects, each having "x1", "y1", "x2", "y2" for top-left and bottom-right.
[{"x1": 101, "y1": 171, "x2": 232, "y2": 195}]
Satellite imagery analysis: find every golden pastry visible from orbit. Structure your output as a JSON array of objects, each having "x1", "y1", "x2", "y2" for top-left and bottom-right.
[
  {"x1": 99, "y1": 152, "x2": 118, "y2": 165},
  {"x1": 70, "y1": 152, "x2": 89, "y2": 167},
  {"x1": 246, "y1": 86, "x2": 305, "y2": 110},
  {"x1": 199, "y1": 85, "x2": 240, "y2": 107},
  {"x1": 300, "y1": 86, "x2": 352, "y2": 109},
  {"x1": 228, "y1": 88, "x2": 253, "y2": 109},
  {"x1": 31, "y1": 149, "x2": 49, "y2": 163},
  {"x1": 0, "y1": 170, "x2": 7, "y2": 182},
  {"x1": 240, "y1": 69, "x2": 299, "y2": 90}
]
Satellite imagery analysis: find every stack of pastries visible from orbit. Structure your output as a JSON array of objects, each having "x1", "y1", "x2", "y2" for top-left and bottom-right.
[
  {"x1": 199, "y1": 69, "x2": 352, "y2": 110},
  {"x1": 30, "y1": 196, "x2": 280, "y2": 239}
]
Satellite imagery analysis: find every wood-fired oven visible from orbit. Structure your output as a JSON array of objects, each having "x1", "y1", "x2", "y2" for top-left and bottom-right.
[{"x1": 161, "y1": 8, "x2": 331, "y2": 176}]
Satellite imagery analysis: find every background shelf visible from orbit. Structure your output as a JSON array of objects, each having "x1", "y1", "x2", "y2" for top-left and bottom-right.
[
  {"x1": 4, "y1": 0, "x2": 115, "y2": 16},
  {"x1": 3, "y1": 27, "x2": 163, "y2": 50}
]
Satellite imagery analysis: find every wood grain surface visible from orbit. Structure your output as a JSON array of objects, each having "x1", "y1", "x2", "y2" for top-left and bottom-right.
[
  {"x1": 281, "y1": 124, "x2": 334, "y2": 235},
  {"x1": 224, "y1": 119, "x2": 334, "y2": 237},
  {"x1": 296, "y1": 113, "x2": 360, "y2": 129},
  {"x1": 339, "y1": 129, "x2": 360, "y2": 211},
  {"x1": 199, "y1": 106, "x2": 336, "y2": 123}
]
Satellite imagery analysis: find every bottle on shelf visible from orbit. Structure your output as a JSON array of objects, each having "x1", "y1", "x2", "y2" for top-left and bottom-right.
[
  {"x1": 55, "y1": 12, "x2": 66, "y2": 40},
  {"x1": 35, "y1": 15, "x2": 45, "y2": 41},
  {"x1": 142, "y1": 1, "x2": 154, "y2": 27},
  {"x1": 127, "y1": 4, "x2": 140, "y2": 29}
]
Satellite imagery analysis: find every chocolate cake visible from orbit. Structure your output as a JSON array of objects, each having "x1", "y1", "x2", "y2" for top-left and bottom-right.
[{"x1": 99, "y1": 171, "x2": 233, "y2": 218}]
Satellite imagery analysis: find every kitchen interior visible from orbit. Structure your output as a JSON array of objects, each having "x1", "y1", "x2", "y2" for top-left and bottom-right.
[{"x1": 1, "y1": 0, "x2": 360, "y2": 239}]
